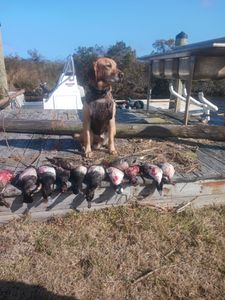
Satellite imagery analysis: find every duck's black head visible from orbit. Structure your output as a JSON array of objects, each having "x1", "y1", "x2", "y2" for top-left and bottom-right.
[
  {"x1": 22, "y1": 176, "x2": 37, "y2": 203},
  {"x1": 42, "y1": 176, "x2": 55, "y2": 200}
]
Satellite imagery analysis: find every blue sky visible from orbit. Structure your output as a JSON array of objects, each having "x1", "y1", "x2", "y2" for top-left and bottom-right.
[{"x1": 1, "y1": 0, "x2": 225, "y2": 60}]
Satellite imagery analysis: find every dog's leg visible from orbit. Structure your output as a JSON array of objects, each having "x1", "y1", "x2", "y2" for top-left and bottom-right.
[
  {"x1": 83, "y1": 103, "x2": 93, "y2": 158},
  {"x1": 83, "y1": 124, "x2": 93, "y2": 158},
  {"x1": 108, "y1": 119, "x2": 117, "y2": 154},
  {"x1": 108, "y1": 103, "x2": 117, "y2": 155}
]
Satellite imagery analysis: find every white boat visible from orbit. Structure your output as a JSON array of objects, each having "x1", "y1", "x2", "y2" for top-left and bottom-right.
[{"x1": 43, "y1": 55, "x2": 84, "y2": 110}]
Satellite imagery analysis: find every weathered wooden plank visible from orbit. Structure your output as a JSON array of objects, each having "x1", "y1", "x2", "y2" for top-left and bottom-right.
[
  {"x1": 0, "y1": 108, "x2": 83, "y2": 121},
  {"x1": 1, "y1": 178, "x2": 225, "y2": 225},
  {"x1": 193, "y1": 163, "x2": 221, "y2": 181},
  {"x1": 175, "y1": 172, "x2": 199, "y2": 183},
  {"x1": 199, "y1": 145, "x2": 225, "y2": 166},
  {"x1": 57, "y1": 135, "x2": 83, "y2": 157},
  {"x1": 191, "y1": 149, "x2": 222, "y2": 180},
  {"x1": 197, "y1": 149, "x2": 225, "y2": 176},
  {"x1": 2, "y1": 191, "x2": 225, "y2": 225},
  {"x1": 29, "y1": 134, "x2": 59, "y2": 153},
  {"x1": 137, "y1": 106, "x2": 200, "y2": 124},
  {"x1": 0, "y1": 132, "x2": 35, "y2": 171}
]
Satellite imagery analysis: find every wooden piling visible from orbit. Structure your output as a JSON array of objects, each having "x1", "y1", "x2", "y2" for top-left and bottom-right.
[
  {"x1": 169, "y1": 32, "x2": 189, "y2": 112},
  {"x1": 0, "y1": 25, "x2": 8, "y2": 98}
]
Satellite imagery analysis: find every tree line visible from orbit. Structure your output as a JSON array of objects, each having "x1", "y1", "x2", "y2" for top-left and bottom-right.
[{"x1": 4, "y1": 40, "x2": 225, "y2": 100}]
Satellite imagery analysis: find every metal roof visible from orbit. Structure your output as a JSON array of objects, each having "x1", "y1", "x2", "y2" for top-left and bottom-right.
[{"x1": 139, "y1": 37, "x2": 225, "y2": 61}]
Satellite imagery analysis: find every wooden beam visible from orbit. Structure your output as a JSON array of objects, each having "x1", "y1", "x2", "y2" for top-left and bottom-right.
[
  {"x1": 1, "y1": 118, "x2": 225, "y2": 140},
  {"x1": 0, "y1": 118, "x2": 83, "y2": 135}
]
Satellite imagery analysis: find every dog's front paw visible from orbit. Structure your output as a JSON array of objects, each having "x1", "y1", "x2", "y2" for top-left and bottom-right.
[
  {"x1": 85, "y1": 151, "x2": 93, "y2": 158},
  {"x1": 109, "y1": 149, "x2": 117, "y2": 156}
]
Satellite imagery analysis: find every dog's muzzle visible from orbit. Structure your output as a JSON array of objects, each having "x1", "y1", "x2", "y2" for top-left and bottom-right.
[
  {"x1": 112, "y1": 70, "x2": 124, "y2": 83},
  {"x1": 105, "y1": 70, "x2": 124, "y2": 84}
]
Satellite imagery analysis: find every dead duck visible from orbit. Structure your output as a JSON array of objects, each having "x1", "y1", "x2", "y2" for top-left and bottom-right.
[
  {"x1": 37, "y1": 165, "x2": 56, "y2": 202},
  {"x1": 110, "y1": 157, "x2": 130, "y2": 171},
  {"x1": 46, "y1": 157, "x2": 81, "y2": 170},
  {"x1": 124, "y1": 165, "x2": 140, "y2": 185},
  {"x1": 18, "y1": 167, "x2": 38, "y2": 203},
  {"x1": 70, "y1": 165, "x2": 88, "y2": 195},
  {"x1": 83, "y1": 165, "x2": 105, "y2": 208},
  {"x1": 55, "y1": 167, "x2": 71, "y2": 192},
  {"x1": 159, "y1": 162, "x2": 175, "y2": 184},
  {"x1": 106, "y1": 166, "x2": 124, "y2": 194},
  {"x1": 140, "y1": 163, "x2": 163, "y2": 195},
  {"x1": 0, "y1": 169, "x2": 14, "y2": 208}
]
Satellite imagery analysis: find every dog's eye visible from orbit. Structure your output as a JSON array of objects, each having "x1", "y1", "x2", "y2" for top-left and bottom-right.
[{"x1": 106, "y1": 63, "x2": 112, "y2": 68}]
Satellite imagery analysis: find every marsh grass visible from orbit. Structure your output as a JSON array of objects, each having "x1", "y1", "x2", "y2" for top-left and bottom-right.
[{"x1": 0, "y1": 205, "x2": 225, "y2": 299}]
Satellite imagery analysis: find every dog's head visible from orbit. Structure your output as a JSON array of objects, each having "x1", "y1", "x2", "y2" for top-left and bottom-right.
[{"x1": 93, "y1": 57, "x2": 124, "y2": 85}]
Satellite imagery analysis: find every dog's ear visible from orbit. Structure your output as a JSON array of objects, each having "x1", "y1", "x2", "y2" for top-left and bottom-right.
[
  {"x1": 93, "y1": 60, "x2": 105, "y2": 82},
  {"x1": 93, "y1": 61, "x2": 99, "y2": 82}
]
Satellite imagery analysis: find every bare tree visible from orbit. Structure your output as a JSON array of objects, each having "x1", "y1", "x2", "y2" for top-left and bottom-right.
[{"x1": 152, "y1": 39, "x2": 175, "y2": 53}]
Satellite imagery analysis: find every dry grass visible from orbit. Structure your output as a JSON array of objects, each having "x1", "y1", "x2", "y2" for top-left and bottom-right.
[
  {"x1": 71, "y1": 138, "x2": 200, "y2": 174},
  {"x1": 0, "y1": 205, "x2": 225, "y2": 299}
]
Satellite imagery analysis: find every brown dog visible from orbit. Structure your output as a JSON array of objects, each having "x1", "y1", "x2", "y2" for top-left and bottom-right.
[{"x1": 82, "y1": 57, "x2": 123, "y2": 158}]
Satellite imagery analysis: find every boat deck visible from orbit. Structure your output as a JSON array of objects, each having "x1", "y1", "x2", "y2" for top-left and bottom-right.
[{"x1": 0, "y1": 108, "x2": 225, "y2": 224}]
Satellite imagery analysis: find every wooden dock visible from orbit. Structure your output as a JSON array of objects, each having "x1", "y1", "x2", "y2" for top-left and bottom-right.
[{"x1": 1, "y1": 108, "x2": 225, "y2": 224}]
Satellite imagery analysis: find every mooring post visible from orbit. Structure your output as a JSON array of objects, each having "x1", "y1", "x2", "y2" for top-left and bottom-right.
[
  {"x1": 0, "y1": 24, "x2": 8, "y2": 98},
  {"x1": 169, "y1": 32, "x2": 188, "y2": 112},
  {"x1": 184, "y1": 56, "x2": 195, "y2": 125},
  {"x1": 146, "y1": 61, "x2": 152, "y2": 112}
]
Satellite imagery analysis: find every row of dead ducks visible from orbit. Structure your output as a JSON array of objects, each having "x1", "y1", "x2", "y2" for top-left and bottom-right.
[{"x1": 0, "y1": 157, "x2": 175, "y2": 209}]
